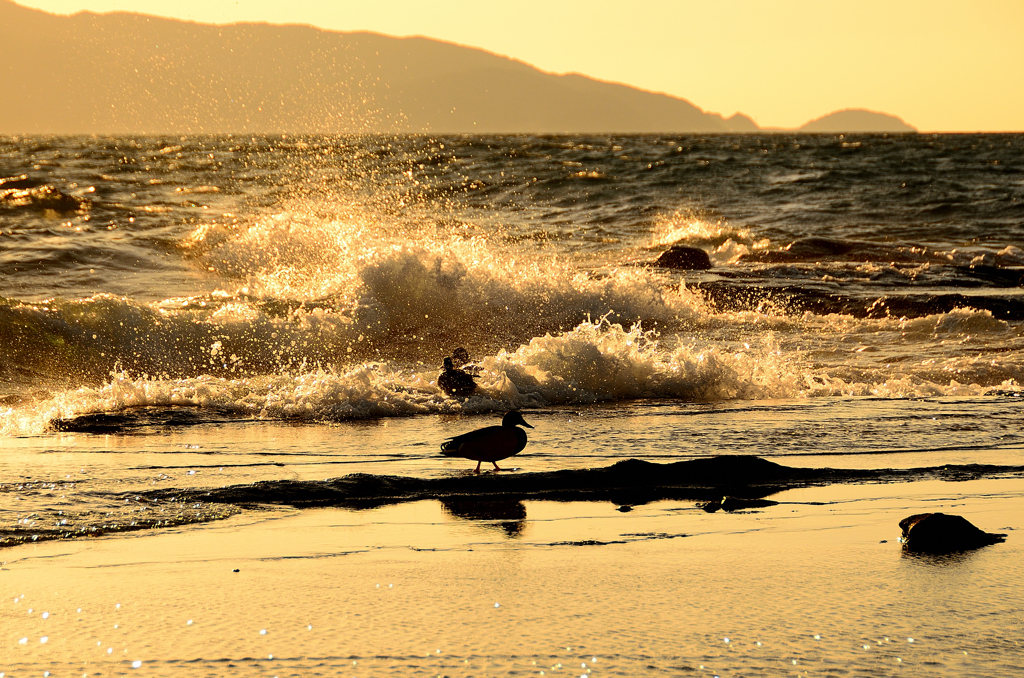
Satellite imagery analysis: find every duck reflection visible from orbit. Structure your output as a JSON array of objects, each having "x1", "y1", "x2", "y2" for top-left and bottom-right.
[{"x1": 440, "y1": 498, "x2": 527, "y2": 538}]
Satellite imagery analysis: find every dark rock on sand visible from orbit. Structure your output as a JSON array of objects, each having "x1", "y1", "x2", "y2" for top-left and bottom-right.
[
  {"x1": 899, "y1": 512, "x2": 1006, "y2": 553},
  {"x1": 654, "y1": 245, "x2": 712, "y2": 270}
]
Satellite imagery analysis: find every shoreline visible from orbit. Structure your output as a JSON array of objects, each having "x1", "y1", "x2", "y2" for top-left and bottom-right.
[
  {"x1": 4, "y1": 454, "x2": 1023, "y2": 550},
  {"x1": 2, "y1": 477, "x2": 1020, "y2": 677}
]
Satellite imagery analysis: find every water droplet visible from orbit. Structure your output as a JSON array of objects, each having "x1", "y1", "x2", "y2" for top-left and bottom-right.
[
  {"x1": 187, "y1": 620, "x2": 193, "y2": 625},
  {"x1": 107, "y1": 648, "x2": 112, "y2": 654},
  {"x1": 260, "y1": 629, "x2": 267, "y2": 635},
  {"x1": 19, "y1": 638, "x2": 28, "y2": 645},
  {"x1": 115, "y1": 603, "x2": 120, "y2": 609},
  {"x1": 42, "y1": 612, "x2": 49, "y2": 619},
  {"x1": 132, "y1": 660, "x2": 142, "y2": 669},
  {"x1": 494, "y1": 603, "x2": 500, "y2": 608},
  {"x1": 40, "y1": 636, "x2": 48, "y2": 644},
  {"x1": 907, "y1": 637, "x2": 915, "y2": 643},
  {"x1": 723, "y1": 637, "x2": 730, "y2": 643},
  {"x1": 813, "y1": 634, "x2": 821, "y2": 640},
  {"x1": 863, "y1": 644, "x2": 870, "y2": 650}
]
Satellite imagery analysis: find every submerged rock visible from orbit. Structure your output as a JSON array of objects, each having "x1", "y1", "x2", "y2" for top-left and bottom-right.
[
  {"x1": 899, "y1": 512, "x2": 1006, "y2": 553},
  {"x1": 0, "y1": 174, "x2": 40, "y2": 190},
  {"x1": 0, "y1": 184, "x2": 90, "y2": 213},
  {"x1": 698, "y1": 496, "x2": 779, "y2": 513},
  {"x1": 654, "y1": 245, "x2": 712, "y2": 270}
]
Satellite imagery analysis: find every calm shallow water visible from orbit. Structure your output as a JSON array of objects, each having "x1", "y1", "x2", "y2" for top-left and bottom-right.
[{"x1": 2, "y1": 478, "x2": 1021, "y2": 677}]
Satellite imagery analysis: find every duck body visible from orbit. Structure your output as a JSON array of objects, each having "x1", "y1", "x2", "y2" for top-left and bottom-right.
[
  {"x1": 440, "y1": 411, "x2": 534, "y2": 472},
  {"x1": 438, "y1": 357, "x2": 477, "y2": 397}
]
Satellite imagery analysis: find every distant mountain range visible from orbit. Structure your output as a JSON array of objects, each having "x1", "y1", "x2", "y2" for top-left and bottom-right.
[{"x1": 0, "y1": 0, "x2": 916, "y2": 135}]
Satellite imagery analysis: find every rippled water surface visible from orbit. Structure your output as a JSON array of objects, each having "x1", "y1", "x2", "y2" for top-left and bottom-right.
[{"x1": 2, "y1": 134, "x2": 1023, "y2": 676}]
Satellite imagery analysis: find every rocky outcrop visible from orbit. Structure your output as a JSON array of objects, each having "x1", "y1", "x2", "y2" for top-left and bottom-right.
[
  {"x1": 654, "y1": 245, "x2": 712, "y2": 270},
  {"x1": 899, "y1": 512, "x2": 1006, "y2": 553}
]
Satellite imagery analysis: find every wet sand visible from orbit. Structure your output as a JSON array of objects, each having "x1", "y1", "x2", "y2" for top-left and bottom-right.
[{"x1": 3, "y1": 478, "x2": 1022, "y2": 677}]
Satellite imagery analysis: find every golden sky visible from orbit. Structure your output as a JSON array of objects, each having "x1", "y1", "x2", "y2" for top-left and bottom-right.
[{"x1": 19, "y1": 0, "x2": 1024, "y2": 131}]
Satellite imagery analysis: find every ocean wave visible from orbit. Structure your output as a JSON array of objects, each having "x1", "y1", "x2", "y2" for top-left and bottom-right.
[
  {"x1": 650, "y1": 212, "x2": 770, "y2": 264},
  {"x1": 1, "y1": 317, "x2": 797, "y2": 435}
]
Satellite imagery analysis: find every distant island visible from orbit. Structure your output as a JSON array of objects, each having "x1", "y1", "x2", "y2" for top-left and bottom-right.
[
  {"x1": 799, "y1": 109, "x2": 916, "y2": 133},
  {"x1": 0, "y1": 0, "x2": 915, "y2": 135}
]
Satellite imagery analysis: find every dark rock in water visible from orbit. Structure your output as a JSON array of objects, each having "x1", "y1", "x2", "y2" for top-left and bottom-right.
[
  {"x1": 0, "y1": 184, "x2": 90, "y2": 213},
  {"x1": 721, "y1": 496, "x2": 778, "y2": 512},
  {"x1": 698, "y1": 498, "x2": 722, "y2": 513},
  {"x1": 654, "y1": 245, "x2": 712, "y2": 270},
  {"x1": 0, "y1": 174, "x2": 40, "y2": 190},
  {"x1": 784, "y1": 237, "x2": 855, "y2": 257},
  {"x1": 955, "y1": 264, "x2": 1024, "y2": 288},
  {"x1": 899, "y1": 513, "x2": 1006, "y2": 553},
  {"x1": 698, "y1": 496, "x2": 778, "y2": 513}
]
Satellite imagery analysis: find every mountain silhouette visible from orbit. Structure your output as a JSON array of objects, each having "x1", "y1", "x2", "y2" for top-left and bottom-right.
[
  {"x1": 0, "y1": 1, "x2": 913, "y2": 135},
  {"x1": 799, "y1": 109, "x2": 916, "y2": 133}
]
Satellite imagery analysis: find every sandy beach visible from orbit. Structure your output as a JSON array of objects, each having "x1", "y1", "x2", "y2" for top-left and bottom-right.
[{"x1": 3, "y1": 474, "x2": 1021, "y2": 677}]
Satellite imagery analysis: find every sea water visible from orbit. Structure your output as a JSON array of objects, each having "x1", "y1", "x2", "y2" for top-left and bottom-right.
[{"x1": 1, "y1": 134, "x2": 1023, "y2": 675}]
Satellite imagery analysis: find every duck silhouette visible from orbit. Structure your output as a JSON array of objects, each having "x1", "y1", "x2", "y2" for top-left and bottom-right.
[
  {"x1": 438, "y1": 356, "x2": 477, "y2": 397},
  {"x1": 440, "y1": 411, "x2": 534, "y2": 473}
]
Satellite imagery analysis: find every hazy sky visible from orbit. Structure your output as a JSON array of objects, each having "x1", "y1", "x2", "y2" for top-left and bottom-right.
[{"x1": 20, "y1": 0, "x2": 1024, "y2": 131}]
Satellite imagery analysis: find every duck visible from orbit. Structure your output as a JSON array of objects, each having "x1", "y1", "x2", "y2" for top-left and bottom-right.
[
  {"x1": 438, "y1": 356, "x2": 477, "y2": 397},
  {"x1": 451, "y1": 347, "x2": 480, "y2": 374},
  {"x1": 440, "y1": 411, "x2": 534, "y2": 473}
]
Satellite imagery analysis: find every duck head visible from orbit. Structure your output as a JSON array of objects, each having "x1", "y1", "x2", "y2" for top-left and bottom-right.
[{"x1": 502, "y1": 411, "x2": 534, "y2": 429}]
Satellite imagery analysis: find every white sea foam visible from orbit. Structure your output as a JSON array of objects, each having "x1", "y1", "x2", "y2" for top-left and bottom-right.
[
  {"x1": 0, "y1": 318, "x2": 794, "y2": 434},
  {"x1": 650, "y1": 212, "x2": 770, "y2": 264}
]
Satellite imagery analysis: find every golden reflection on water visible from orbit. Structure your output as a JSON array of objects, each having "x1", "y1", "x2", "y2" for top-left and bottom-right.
[{"x1": 1, "y1": 479, "x2": 1021, "y2": 676}]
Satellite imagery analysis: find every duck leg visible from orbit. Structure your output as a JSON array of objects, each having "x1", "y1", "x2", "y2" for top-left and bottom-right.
[
  {"x1": 474, "y1": 460, "x2": 482, "y2": 474},
  {"x1": 492, "y1": 462, "x2": 502, "y2": 471}
]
